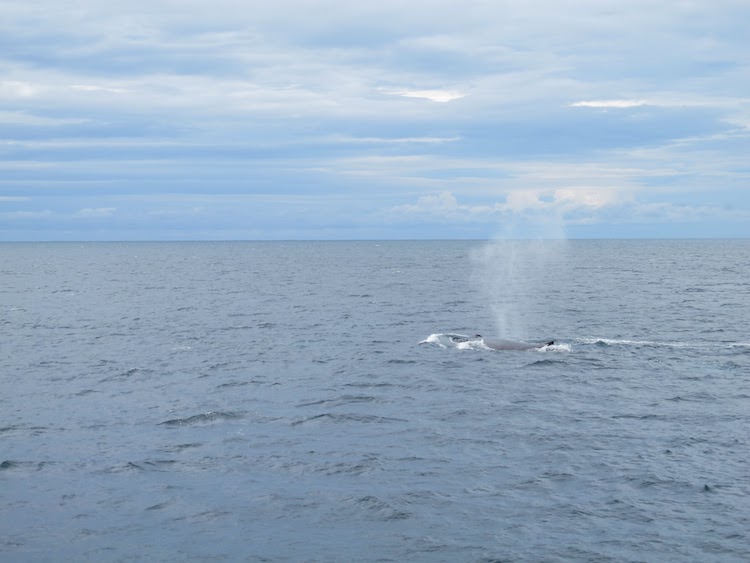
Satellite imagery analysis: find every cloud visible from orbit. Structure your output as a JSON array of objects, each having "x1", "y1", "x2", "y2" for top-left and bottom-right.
[
  {"x1": 394, "y1": 191, "x2": 509, "y2": 221},
  {"x1": 1, "y1": 0, "x2": 749, "y2": 239},
  {"x1": 570, "y1": 100, "x2": 647, "y2": 108},
  {"x1": 1, "y1": 210, "x2": 54, "y2": 219},
  {"x1": 553, "y1": 188, "x2": 631, "y2": 209},
  {"x1": 325, "y1": 134, "x2": 461, "y2": 144},
  {"x1": 391, "y1": 188, "x2": 747, "y2": 234},
  {"x1": 390, "y1": 89, "x2": 467, "y2": 103},
  {"x1": 0, "y1": 111, "x2": 90, "y2": 126},
  {"x1": 0, "y1": 80, "x2": 37, "y2": 97},
  {"x1": 73, "y1": 207, "x2": 116, "y2": 218},
  {"x1": 71, "y1": 84, "x2": 127, "y2": 94},
  {"x1": 397, "y1": 191, "x2": 461, "y2": 214}
]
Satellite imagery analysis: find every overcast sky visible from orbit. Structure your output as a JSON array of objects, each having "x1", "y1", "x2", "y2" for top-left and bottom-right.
[{"x1": 2, "y1": 0, "x2": 749, "y2": 240}]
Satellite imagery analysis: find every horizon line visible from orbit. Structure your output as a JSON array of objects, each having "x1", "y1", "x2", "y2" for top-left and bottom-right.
[{"x1": 2, "y1": 237, "x2": 749, "y2": 243}]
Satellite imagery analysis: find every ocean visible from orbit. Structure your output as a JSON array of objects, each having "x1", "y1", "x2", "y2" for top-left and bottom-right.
[{"x1": 1, "y1": 239, "x2": 749, "y2": 562}]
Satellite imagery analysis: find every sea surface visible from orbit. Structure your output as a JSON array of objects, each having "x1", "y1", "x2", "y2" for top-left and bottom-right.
[{"x1": 1, "y1": 239, "x2": 749, "y2": 562}]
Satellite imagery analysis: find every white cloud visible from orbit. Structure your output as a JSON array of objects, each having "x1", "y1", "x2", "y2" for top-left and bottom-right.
[
  {"x1": 570, "y1": 100, "x2": 647, "y2": 108},
  {"x1": 553, "y1": 188, "x2": 632, "y2": 209},
  {"x1": 73, "y1": 207, "x2": 116, "y2": 218},
  {"x1": 71, "y1": 84, "x2": 128, "y2": 94},
  {"x1": 0, "y1": 111, "x2": 90, "y2": 126},
  {"x1": 394, "y1": 187, "x2": 631, "y2": 222},
  {"x1": 390, "y1": 89, "x2": 467, "y2": 103},
  {"x1": 0, "y1": 80, "x2": 37, "y2": 98},
  {"x1": 503, "y1": 191, "x2": 546, "y2": 212},
  {"x1": 394, "y1": 191, "x2": 500, "y2": 220},
  {"x1": 326, "y1": 134, "x2": 461, "y2": 144},
  {"x1": 403, "y1": 191, "x2": 459, "y2": 213},
  {"x1": 2, "y1": 210, "x2": 54, "y2": 219}
]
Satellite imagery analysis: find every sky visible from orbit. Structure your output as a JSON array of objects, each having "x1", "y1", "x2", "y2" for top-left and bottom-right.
[{"x1": 1, "y1": 0, "x2": 749, "y2": 240}]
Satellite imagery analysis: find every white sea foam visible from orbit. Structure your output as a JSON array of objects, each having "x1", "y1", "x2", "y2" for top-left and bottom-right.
[
  {"x1": 577, "y1": 337, "x2": 693, "y2": 348},
  {"x1": 539, "y1": 343, "x2": 571, "y2": 352}
]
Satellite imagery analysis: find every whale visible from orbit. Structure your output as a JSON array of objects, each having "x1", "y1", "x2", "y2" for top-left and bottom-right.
[
  {"x1": 480, "y1": 337, "x2": 554, "y2": 351},
  {"x1": 447, "y1": 334, "x2": 554, "y2": 350}
]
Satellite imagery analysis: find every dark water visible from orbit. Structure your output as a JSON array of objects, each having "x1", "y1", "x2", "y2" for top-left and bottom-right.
[{"x1": 2, "y1": 240, "x2": 749, "y2": 562}]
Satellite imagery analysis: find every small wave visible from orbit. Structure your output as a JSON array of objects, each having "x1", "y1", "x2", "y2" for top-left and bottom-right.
[
  {"x1": 99, "y1": 367, "x2": 152, "y2": 383},
  {"x1": 160, "y1": 442, "x2": 203, "y2": 452},
  {"x1": 145, "y1": 501, "x2": 172, "y2": 511},
  {"x1": 174, "y1": 509, "x2": 232, "y2": 523},
  {"x1": 0, "y1": 460, "x2": 53, "y2": 472},
  {"x1": 343, "y1": 382, "x2": 406, "y2": 389},
  {"x1": 578, "y1": 337, "x2": 692, "y2": 348},
  {"x1": 0, "y1": 425, "x2": 49, "y2": 435},
  {"x1": 291, "y1": 413, "x2": 406, "y2": 426},
  {"x1": 215, "y1": 380, "x2": 252, "y2": 389},
  {"x1": 523, "y1": 358, "x2": 566, "y2": 368},
  {"x1": 297, "y1": 395, "x2": 381, "y2": 408},
  {"x1": 665, "y1": 392, "x2": 716, "y2": 402},
  {"x1": 118, "y1": 462, "x2": 145, "y2": 472},
  {"x1": 100, "y1": 460, "x2": 178, "y2": 473},
  {"x1": 142, "y1": 459, "x2": 179, "y2": 470},
  {"x1": 580, "y1": 338, "x2": 750, "y2": 351},
  {"x1": 346, "y1": 495, "x2": 411, "y2": 521},
  {"x1": 611, "y1": 413, "x2": 663, "y2": 420},
  {"x1": 319, "y1": 458, "x2": 383, "y2": 476},
  {"x1": 159, "y1": 411, "x2": 242, "y2": 426}
]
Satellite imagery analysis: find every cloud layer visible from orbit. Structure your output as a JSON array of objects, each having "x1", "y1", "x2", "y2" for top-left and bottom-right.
[{"x1": 2, "y1": 0, "x2": 749, "y2": 239}]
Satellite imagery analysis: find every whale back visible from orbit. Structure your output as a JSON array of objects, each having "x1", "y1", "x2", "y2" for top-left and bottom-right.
[
  {"x1": 482, "y1": 337, "x2": 553, "y2": 351},
  {"x1": 424, "y1": 333, "x2": 554, "y2": 351},
  {"x1": 482, "y1": 337, "x2": 536, "y2": 351}
]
